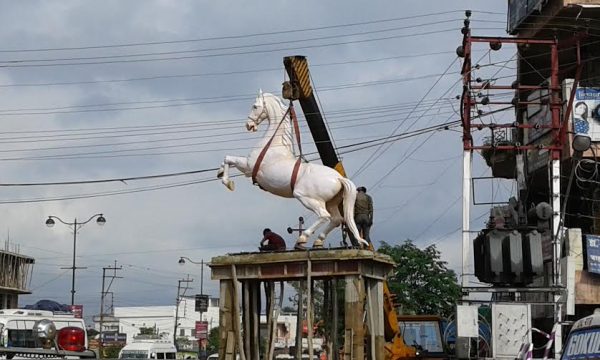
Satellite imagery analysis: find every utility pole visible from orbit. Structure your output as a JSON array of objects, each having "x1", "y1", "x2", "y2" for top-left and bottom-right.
[
  {"x1": 99, "y1": 261, "x2": 122, "y2": 358},
  {"x1": 174, "y1": 275, "x2": 193, "y2": 349}
]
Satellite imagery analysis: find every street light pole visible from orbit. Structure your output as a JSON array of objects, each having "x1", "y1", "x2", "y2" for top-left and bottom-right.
[
  {"x1": 178, "y1": 257, "x2": 206, "y2": 295},
  {"x1": 178, "y1": 257, "x2": 207, "y2": 359},
  {"x1": 46, "y1": 213, "x2": 106, "y2": 306},
  {"x1": 200, "y1": 259, "x2": 204, "y2": 296},
  {"x1": 70, "y1": 218, "x2": 78, "y2": 306}
]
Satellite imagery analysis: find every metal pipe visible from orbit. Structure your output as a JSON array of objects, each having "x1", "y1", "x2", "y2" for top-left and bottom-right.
[{"x1": 461, "y1": 24, "x2": 473, "y2": 290}]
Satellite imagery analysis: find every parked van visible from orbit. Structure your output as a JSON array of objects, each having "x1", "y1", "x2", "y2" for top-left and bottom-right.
[
  {"x1": 562, "y1": 309, "x2": 600, "y2": 359},
  {"x1": 119, "y1": 339, "x2": 177, "y2": 359}
]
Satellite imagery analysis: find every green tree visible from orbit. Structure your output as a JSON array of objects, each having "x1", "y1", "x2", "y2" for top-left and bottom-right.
[
  {"x1": 378, "y1": 240, "x2": 461, "y2": 317},
  {"x1": 102, "y1": 345, "x2": 123, "y2": 359},
  {"x1": 207, "y1": 327, "x2": 220, "y2": 355},
  {"x1": 176, "y1": 336, "x2": 192, "y2": 350}
]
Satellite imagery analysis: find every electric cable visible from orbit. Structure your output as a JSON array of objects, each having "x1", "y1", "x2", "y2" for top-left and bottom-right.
[
  {"x1": 0, "y1": 19, "x2": 463, "y2": 65},
  {"x1": 0, "y1": 10, "x2": 474, "y2": 53},
  {"x1": 0, "y1": 28, "x2": 469, "y2": 68}
]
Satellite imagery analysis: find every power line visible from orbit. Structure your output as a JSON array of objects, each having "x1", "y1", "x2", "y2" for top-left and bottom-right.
[
  {"x1": 0, "y1": 72, "x2": 457, "y2": 115},
  {"x1": 0, "y1": 96, "x2": 457, "y2": 135},
  {"x1": 1, "y1": 19, "x2": 462, "y2": 65},
  {"x1": 0, "y1": 114, "x2": 460, "y2": 161},
  {"x1": 0, "y1": 10, "x2": 470, "y2": 53},
  {"x1": 353, "y1": 56, "x2": 460, "y2": 178},
  {"x1": 0, "y1": 168, "x2": 218, "y2": 186},
  {"x1": 0, "y1": 51, "x2": 458, "y2": 88},
  {"x1": 0, "y1": 27, "x2": 471, "y2": 68},
  {"x1": 0, "y1": 122, "x2": 457, "y2": 202}
]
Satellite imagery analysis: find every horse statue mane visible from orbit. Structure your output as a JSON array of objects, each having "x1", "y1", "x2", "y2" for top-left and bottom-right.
[{"x1": 217, "y1": 90, "x2": 368, "y2": 249}]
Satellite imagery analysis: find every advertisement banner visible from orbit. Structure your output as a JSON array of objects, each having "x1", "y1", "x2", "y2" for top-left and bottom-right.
[
  {"x1": 101, "y1": 332, "x2": 127, "y2": 343},
  {"x1": 195, "y1": 321, "x2": 208, "y2": 340},
  {"x1": 68, "y1": 305, "x2": 83, "y2": 319},
  {"x1": 586, "y1": 235, "x2": 600, "y2": 275},
  {"x1": 572, "y1": 88, "x2": 600, "y2": 141},
  {"x1": 195, "y1": 294, "x2": 209, "y2": 313}
]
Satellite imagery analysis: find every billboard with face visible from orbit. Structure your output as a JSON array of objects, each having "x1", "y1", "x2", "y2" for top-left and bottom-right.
[{"x1": 572, "y1": 88, "x2": 600, "y2": 141}]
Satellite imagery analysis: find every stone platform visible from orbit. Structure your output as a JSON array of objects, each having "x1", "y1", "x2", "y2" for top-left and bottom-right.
[
  {"x1": 210, "y1": 248, "x2": 392, "y2": 360},
  {"x1": 210, "y1": 248, "x2": 395, "y2": 282}
]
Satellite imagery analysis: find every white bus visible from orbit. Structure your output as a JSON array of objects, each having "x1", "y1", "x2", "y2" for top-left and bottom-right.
[
  {"x1": 119, "y1": 339, "x2": 177, "y2": 360},
  {"x1": 562, "y1": 309, "x2": 600, "y2": 359}
]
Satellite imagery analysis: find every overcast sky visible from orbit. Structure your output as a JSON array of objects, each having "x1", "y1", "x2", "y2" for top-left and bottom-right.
[{"x1": 0, "y1": 1, "x2": 514, "y2": 320}]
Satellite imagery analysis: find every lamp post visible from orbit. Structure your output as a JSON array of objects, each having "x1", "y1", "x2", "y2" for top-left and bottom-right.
[
  {"x1": 46, "y1": 214, "x2": 106, "y2": 306},
  {"x1": 178, "y1": 257, "x2": 205, "y2": 295},
  {"x1": 179, "y1": 257, "x2": 207, "y2": 359}
]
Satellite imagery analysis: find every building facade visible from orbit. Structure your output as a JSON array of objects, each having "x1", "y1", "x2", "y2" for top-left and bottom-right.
[{"x1": 0, "y1": 242, "x2": 34, "y2": 309}]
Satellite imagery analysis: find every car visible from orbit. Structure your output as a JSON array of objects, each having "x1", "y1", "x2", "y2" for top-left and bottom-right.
[{"x1": 0, "y1": 308, "x2": 96, "y2": 358}]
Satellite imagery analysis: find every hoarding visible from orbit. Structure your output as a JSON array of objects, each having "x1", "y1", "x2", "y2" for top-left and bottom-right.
[
  {"x1": 68, "y1": 305, "x2": 83, "y2": 319},
  {"x1": 195, "y1": 321, "x2": 208, "y2": 340},
  {"x1": 195, "y1": 294, "x2": 209, "y2": 313},
  {"x1": 571, "y1": 88, "x2": 600, "y2": 141},
  {"x1": 101, "y1": 332, "x2": 127, "y2": 343},
  {"x1": 586, "y1": 234, "x2": 600, "y2": 274}
]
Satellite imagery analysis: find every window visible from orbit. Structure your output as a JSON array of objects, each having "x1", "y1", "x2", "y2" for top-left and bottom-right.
[
  {"x1": 191, "y1": 329, "x2": 196, "y2": 337},
  {"x1": 399, "y1": 321, "x2": 444, "y2": 353},
  {"x1": 166, "y1": 352, "x2": 176, "y2": 359},
  {"x1": 180, "y1": 329, "x2": 185, "y2": 336},
  {"x1": 120, "y1": 350, "x2": 148, "y2": 359},
  {"x1": 7, "y1": 329, "x2": 35, "y2": 348},
  {"x1": 157, "y1": 353, "x2": 165, "y2": 359}
]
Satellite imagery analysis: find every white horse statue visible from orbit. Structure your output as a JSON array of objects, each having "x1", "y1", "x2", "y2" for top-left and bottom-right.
[{"x1": 217, "y1": 90, "x2": 369, "y2": 249}]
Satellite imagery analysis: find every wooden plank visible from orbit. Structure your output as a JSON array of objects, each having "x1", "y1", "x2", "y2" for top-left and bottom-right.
[
  {"x1": 219, "y1": 282, "x2": 234, "y2": 360},
  {"x1": 231, "y1": 265, "x2": 247, "y2": 360},
  {"x1": 345, "y1": 276, "x2": 364, "y2": 360},
  {"x1": 225, "y1": 331, "x2": 235, "y2": 360},
  {"x1": 343, "y1": 329, "x2": 352, "y2": 360}
]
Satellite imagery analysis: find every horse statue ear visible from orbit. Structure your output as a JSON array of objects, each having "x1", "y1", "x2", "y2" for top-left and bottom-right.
[{"x1": 259, "y1": 88, "x2": 263, "y2": 97}]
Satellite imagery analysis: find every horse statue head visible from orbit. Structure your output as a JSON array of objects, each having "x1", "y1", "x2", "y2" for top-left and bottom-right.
[{"x1": 246, "y1": 89, "x2": 267, "y2": 132}]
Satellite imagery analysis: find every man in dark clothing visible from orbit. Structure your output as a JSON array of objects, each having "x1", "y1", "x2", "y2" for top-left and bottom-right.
[
  {"x1": 354, "y1": 186, "x2": 373, "y2": 244},
  {"x1": 259, "y1": 228, "x2": 287, "y2": 251}
]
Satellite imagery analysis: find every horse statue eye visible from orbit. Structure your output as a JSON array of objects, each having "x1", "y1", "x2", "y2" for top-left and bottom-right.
[{"x1": 253, "y1": 105, "x2": 258, "y2": 109}]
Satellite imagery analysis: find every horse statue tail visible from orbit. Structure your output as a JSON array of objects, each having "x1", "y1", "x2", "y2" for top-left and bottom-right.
[{"x1": 339, "y1": 177, "x2": 368, "y2": 247}]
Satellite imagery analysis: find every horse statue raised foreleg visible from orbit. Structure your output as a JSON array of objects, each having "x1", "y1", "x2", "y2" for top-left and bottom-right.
[{"x1": 217, "y1": 155, "x2": 252, "y2": 191}]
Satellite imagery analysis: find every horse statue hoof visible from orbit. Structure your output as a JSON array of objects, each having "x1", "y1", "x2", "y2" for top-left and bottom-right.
[
  {"x1": 225, "y1": 180, "x2": 235, "y2": 191},
  {"x1": 294, "y1": 243, "x2": 307, "y2": 250},
  {"x1": 313, "y1": 239, "x2": 324, "y2": 248}
]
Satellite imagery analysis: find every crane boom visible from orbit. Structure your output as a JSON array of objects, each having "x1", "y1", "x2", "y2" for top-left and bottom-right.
[
  {"x1": 282, "y1": 55, "x2": 417, "y2": 360},
  {"x1": 283, "y1": 55, "x2": 346, "y2": 177}
]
